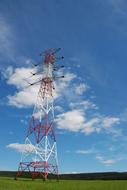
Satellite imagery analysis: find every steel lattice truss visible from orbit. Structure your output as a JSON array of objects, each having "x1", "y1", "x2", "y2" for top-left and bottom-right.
[{"x1": 16, "y1": 48, "x2": 64, "y2": 180}]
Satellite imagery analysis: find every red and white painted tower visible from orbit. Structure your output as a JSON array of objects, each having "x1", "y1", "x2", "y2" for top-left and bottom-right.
[{"x1": 16, "y1": 48, "x2": 64, "y2": 180}]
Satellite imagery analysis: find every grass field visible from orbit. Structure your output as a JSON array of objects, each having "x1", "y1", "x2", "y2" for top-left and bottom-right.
[{"x1": 0, "y1": 177, "x2": 127, "y2": 190}]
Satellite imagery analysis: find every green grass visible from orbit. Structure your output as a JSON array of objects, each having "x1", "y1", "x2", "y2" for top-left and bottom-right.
[{"x1": 0, "y1": 177, "x2": 127, "y2": 190}]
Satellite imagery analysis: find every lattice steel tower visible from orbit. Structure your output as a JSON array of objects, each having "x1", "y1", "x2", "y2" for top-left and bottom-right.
[{"x1": 16, "y1": 48, "x2": 64, "y2": 180}]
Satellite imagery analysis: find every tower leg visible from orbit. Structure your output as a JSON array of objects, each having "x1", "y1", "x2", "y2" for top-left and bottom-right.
[{"x1": 43, "y1": 161, "x2": 48, "y2": 181}]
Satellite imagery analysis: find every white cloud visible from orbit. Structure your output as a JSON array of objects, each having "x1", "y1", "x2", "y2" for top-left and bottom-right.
[
  {"x1": 3, "y1": 65, "x2": 121, "y2": 136},
  {"x1": 63, "y1": 72, "x2": 76, "y2": 82},
  {"x1": 4, "y1": 66, "x2": 41, "y2": 108},
  {"x1": 70, "y1": 171, "x2": 78, "y2": 174},
  {"x1": 3, "y1": 66, "x2": 41, "y2": 107},
  {"x1": 70, "y1": 100, "x2": 98, "y2": 110},
  {"x1": 5, "y1": 67, "x2": 37, "y2": 89},
  {"x1": 8, "y1": 86, "x2": 38, "y2": 108},
  {"x1": 76, "y1": 149, "x2": 94, "y2": 155},
  {"x1": 82, "y1": 116, "x2": 120, "y2": 135},
  {"x1": 2, "y1": 66, "x2": 13, "y2": 79},
  {"x1": 102, "y1": 117, "x2": 120, "y2": 128},
  {"x1": 56, "y1": 109, "x2": 86, "y2": 132},
  {"x1": 6, "y1": 143, "x2": 39, "y2": 153},
  {"x1": 96, "y1": 155, "x2": 116, "y2": 166},
  {"x1": 56, "y1": 110, "x2": 98, "y2": 135},
  {"x1": 82, "y1": 117, "x2": 100, "y2": 135},
  {"x1": 54, "y1": 72, "x2": 76, "y2": 99},
  {"x1": 63, "y1": 171, "x2": 78, "y2": 174},
  {"x1": 80, "y1": 100, "x2": 98, "y2": 110},
  {"x1": 75, "y1": 83, "x2": 89, "y2": 95},
  {"x1": 4, "y1": 65, "x2": 76, "y2": 108},
  {"x1": 56, "y1": 109, "x2": 120, "y2": 135},
  {"x1": 102, "y1": 159, "x2": 116, "y2": 165}
]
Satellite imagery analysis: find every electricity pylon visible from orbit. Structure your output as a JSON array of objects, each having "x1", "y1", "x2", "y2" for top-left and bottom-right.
[{"x1": 16, "y1": 48, "x2": 64, "y2": 180}]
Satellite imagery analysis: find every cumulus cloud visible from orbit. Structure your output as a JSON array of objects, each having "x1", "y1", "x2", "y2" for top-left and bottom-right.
[
  {"x1": 56, "y1": 109, "x2": 120, "y2": 135},
  {"x1": 84, "y1": 115, "x2": 120, "y2": 135},
  {"x1": 54, "y1": 72, "x2": 76, "y2": 99},
  {"x1": 56, "y1": 109, "x2": 85, "y2": 132},
  {"x1": 7, "y1": 88, "x2": 37, "y2": 108},
  {"x1": 3, "y1": 66, "x2": 40, "y2": 108},
  {"x1": 4, "y1": 66, "x2": 38, "y2": 88},
  {"x1": 7, "y1": 67, "x2": 36, "y2": 88},
  {"x1": 3, "y1": 65, "x2": 76, "y2": 108},
  {"x1": 3, "y1": 64, "x2": 121, "y2": 136},
  {"x1": 6, "y1": 143, "x2": 39, "y2": 153}
]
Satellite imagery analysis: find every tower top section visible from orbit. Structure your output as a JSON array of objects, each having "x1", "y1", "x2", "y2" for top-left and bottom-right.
[
  {"x1": 40, "y1": 48, "x2": 64, "y2": 65},
  {"x1": 28, "y1": 48, "x2": 64, "y2": 87}
]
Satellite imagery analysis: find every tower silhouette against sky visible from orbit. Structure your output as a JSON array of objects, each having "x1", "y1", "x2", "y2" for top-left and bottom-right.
[{"x1": 16, "y1": 48, "x2": 64, "y2": 180}]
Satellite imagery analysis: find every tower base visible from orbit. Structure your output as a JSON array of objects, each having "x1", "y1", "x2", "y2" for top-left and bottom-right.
[{"x1": 15, "y1": 161, "x2": 59, "y2": 181}]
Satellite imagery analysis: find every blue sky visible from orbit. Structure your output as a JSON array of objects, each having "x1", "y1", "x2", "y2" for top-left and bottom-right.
[{"x1": 1, "y1": 0, "x2": 127, "y2": 173}]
